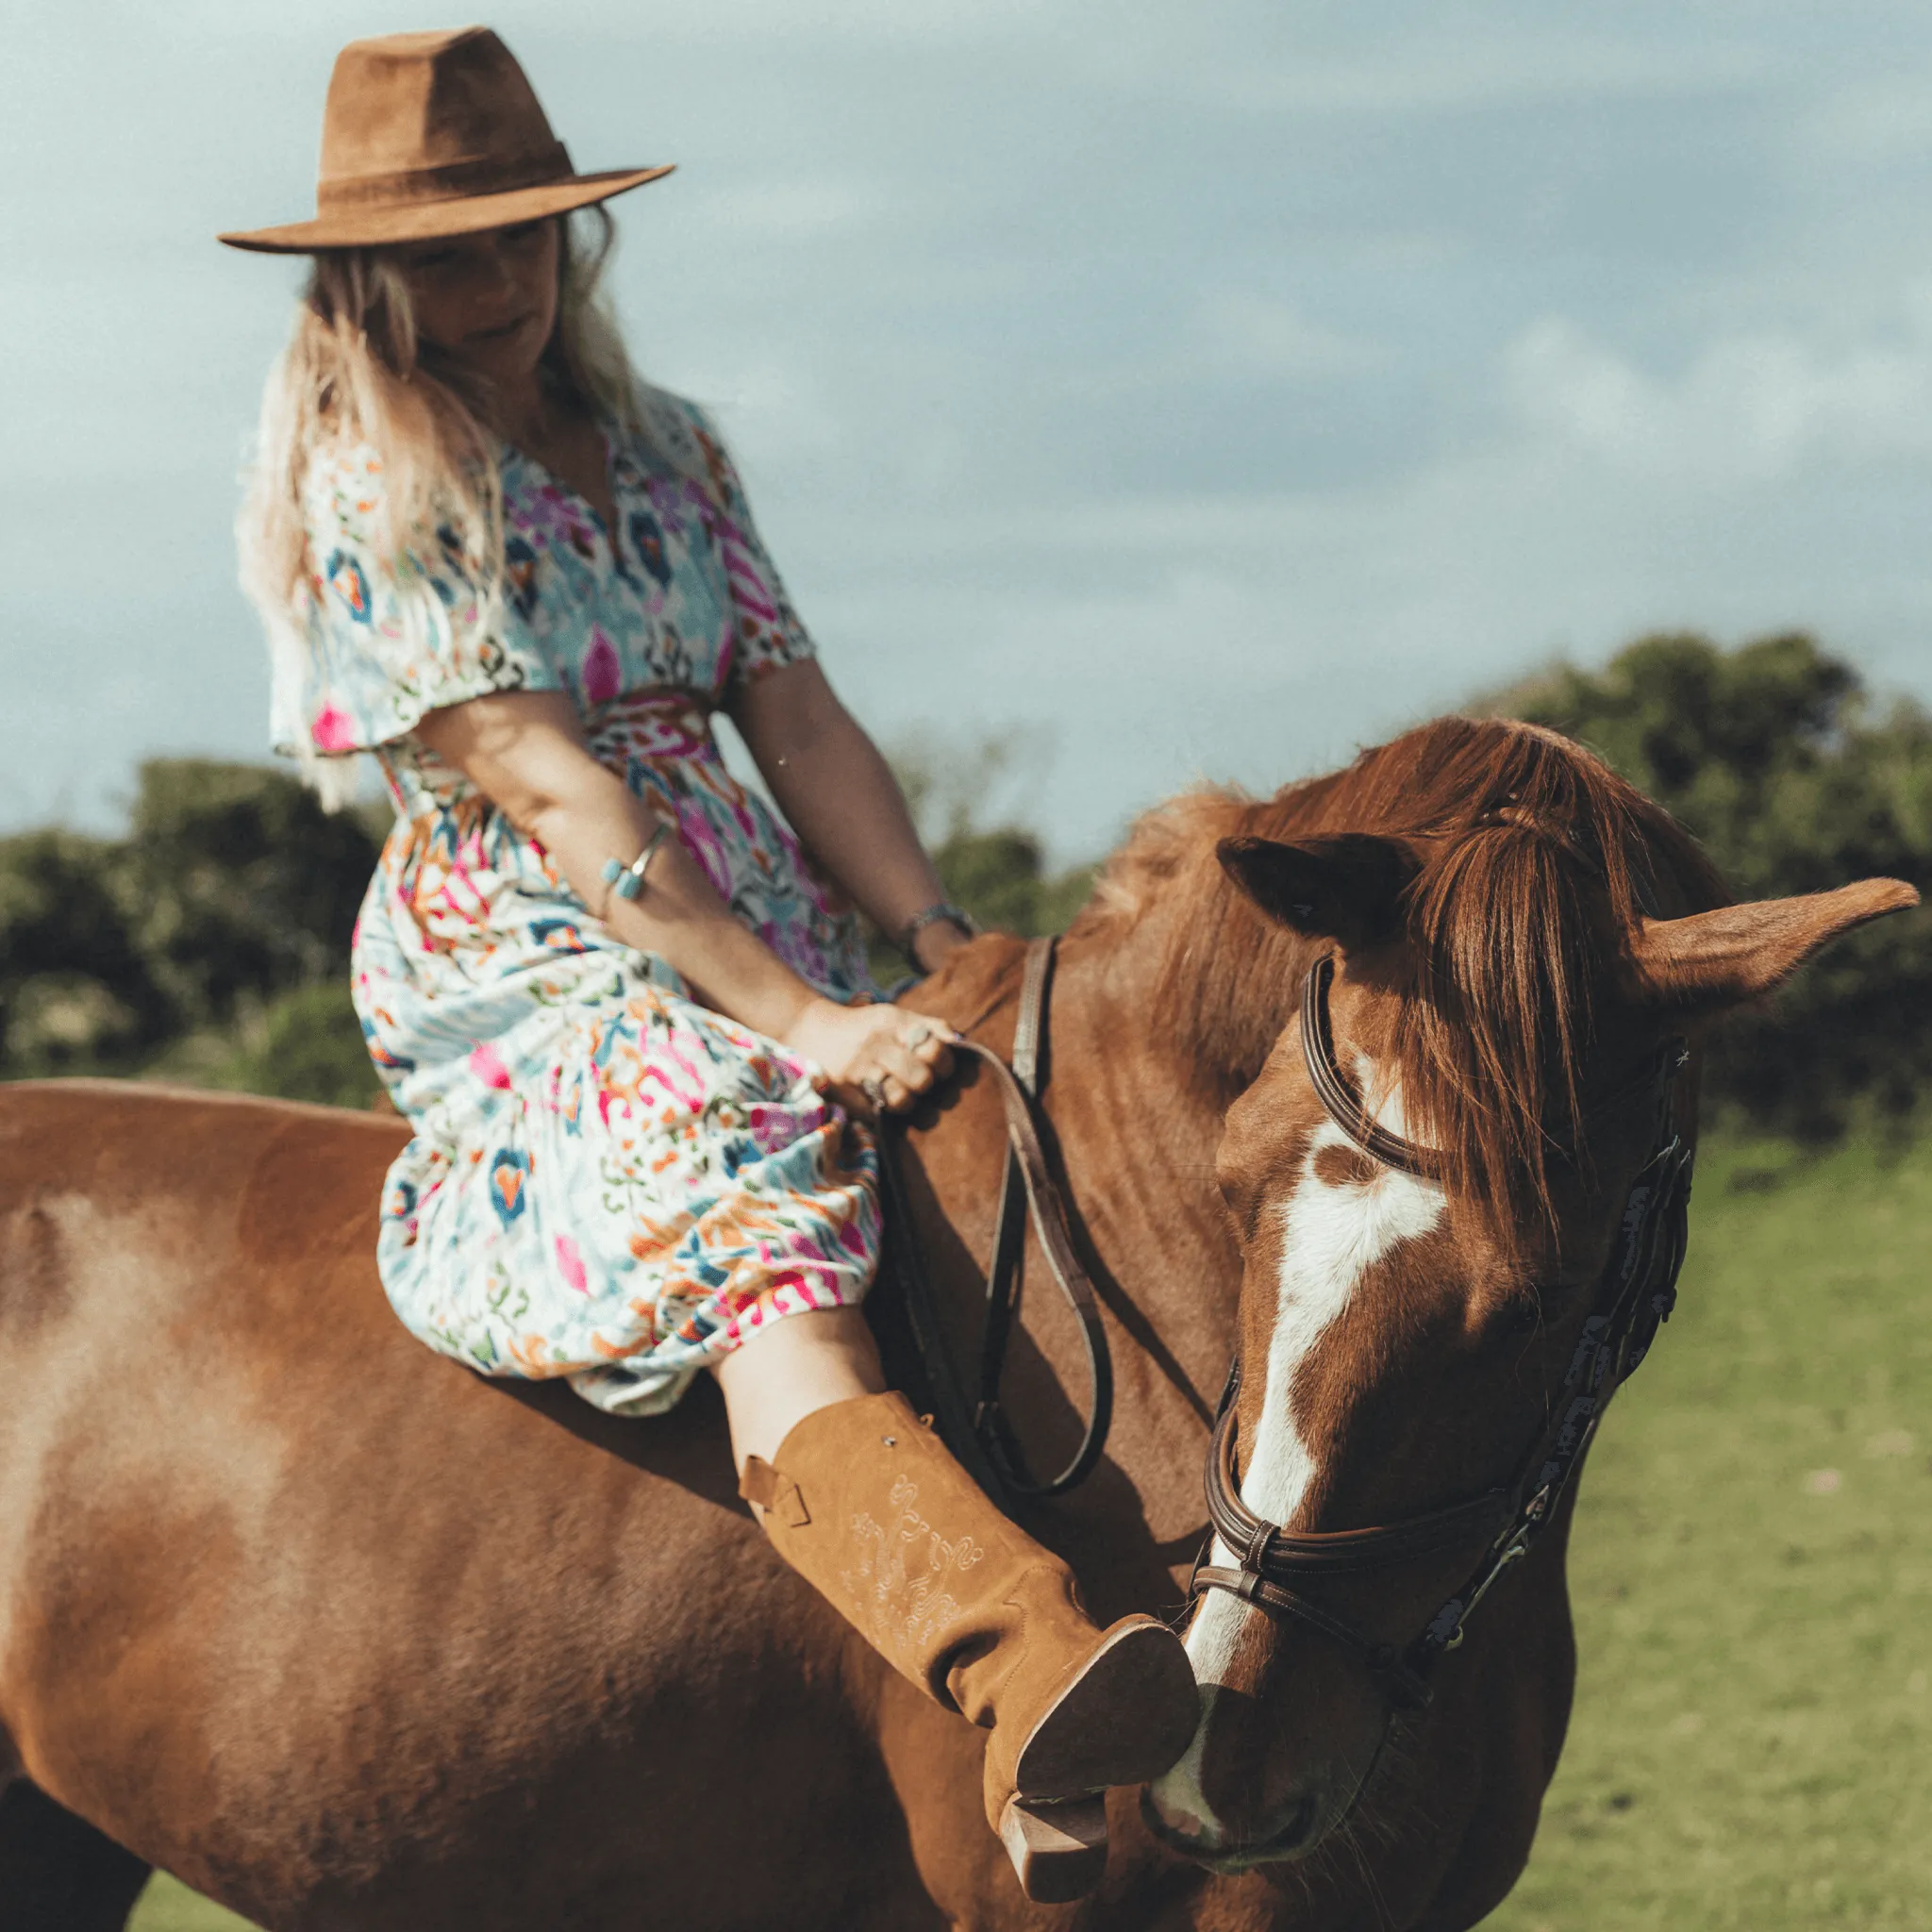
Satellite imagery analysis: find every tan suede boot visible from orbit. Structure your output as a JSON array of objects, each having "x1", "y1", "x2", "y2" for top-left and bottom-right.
[{"x1": 741, "y1": 1391, "x2": 1200, "y2": 1902}]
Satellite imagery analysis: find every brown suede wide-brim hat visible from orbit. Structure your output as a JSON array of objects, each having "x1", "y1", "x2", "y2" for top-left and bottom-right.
[{"x1": 219, "y1": 25, "x2": 673, "y2": 254}]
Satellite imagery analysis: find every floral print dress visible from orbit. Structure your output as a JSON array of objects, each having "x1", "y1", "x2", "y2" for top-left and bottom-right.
[{"x1": 296, "y1": 388, "x2": 879, "y2": 1417}]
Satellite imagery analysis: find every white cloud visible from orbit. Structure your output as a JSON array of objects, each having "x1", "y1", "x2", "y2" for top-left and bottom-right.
[{"x1": 1505, "y1": 302, "x2": 1932, "y2": 483}]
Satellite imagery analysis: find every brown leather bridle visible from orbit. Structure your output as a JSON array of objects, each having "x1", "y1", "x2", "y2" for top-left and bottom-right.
[{"x1": 1190, "y1": 953, "x2": 1693, "y2": 1710}]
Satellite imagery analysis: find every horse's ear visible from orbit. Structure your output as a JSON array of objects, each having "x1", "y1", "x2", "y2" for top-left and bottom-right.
[
  {"x1": 1218, "y1": 835, "x2": 1420, "y2": 951},
  {"x1": 1626, "y1": 877, "x2": 1919, "y2": 1011}
]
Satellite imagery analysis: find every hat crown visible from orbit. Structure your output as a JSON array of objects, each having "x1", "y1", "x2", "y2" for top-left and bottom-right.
[{"x1": 316, "y1": 26, "x2": 569, "y2": 209}]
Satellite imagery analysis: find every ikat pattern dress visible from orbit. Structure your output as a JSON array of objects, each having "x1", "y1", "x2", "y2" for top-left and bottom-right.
[{"x1": 294, "y1": 388, "x2": 880, "y2": 1417}]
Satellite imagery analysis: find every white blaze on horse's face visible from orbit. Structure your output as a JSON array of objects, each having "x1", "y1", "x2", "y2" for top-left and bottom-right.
[
  {"x1": 1151, "y1": 1068, "x2": 1445, "y2": 1857},
  {"x1": 1187, "y1": 1101, "x2": 1445, "y2": 1687}
]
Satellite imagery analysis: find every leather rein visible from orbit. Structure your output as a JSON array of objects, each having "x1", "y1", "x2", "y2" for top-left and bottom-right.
[
  {"x1": 876, "y1": 935, "x2": 1114, "y2": 1503},
  {"x1": 1191, "y1": 953, "x2": 1694, "y2": 1708}
]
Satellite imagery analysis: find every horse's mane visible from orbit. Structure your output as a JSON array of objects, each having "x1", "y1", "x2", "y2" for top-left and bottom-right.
[{"x1": 1074, "y1": 717, "x2": 1728, "y2": 1231}]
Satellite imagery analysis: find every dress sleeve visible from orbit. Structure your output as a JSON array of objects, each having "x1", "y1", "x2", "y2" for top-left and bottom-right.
[
  {"x1": 665, "y1": 399, "x2": 819, "y2": 699},
  {"x1": 296, "y1": 444, "x2": 562, "y2": 758}
]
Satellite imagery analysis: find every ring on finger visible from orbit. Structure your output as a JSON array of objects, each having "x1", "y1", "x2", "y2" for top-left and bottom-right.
[{"x1": 861, "y1": 1075, "x2": 886, "y2": 1108}]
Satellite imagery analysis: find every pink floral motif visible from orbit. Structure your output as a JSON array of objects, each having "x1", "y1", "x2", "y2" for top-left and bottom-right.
[
  {"x1": 745, "y1": 1104, "x2": 796, "y2": 1155},
  {"x1": 469, "y1": 1043, "x2": 513, "y2": 1091},
  {"x1": 555, "y1": 1235, "x2": 588, "y2": 1293},
  {"x1": 582, "y1": 629, "x2": 621, "y2": 707},
  {"x1": 667, "y1": 805, "x2": 735, "y2": 902},
  {"x1": 311, "y1": 705, "x2": 357, "y2": 753},
  {"x1": 510, "y1": 481, "x2": 598, "y2": 558}
]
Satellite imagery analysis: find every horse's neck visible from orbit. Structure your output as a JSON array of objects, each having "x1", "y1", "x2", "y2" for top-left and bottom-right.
[
  {"x1": 926, "y1": 922, "x2": 1236, "y2": 1290},
  {"x1": 1039, "y1": 926, "x2": 1240, "y2": 1322},
  {"x1": 911, "y1": 925, "x2": 1241, "y2": 1553}
]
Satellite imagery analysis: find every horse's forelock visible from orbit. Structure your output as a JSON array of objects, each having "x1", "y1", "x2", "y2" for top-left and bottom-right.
[
  {"x1": 1380, "y1": 721, "x2": 1726, "y2": 1233},
  {"x1": 1394, "y1": 820, "x2": 1607, "y2": 1235}
]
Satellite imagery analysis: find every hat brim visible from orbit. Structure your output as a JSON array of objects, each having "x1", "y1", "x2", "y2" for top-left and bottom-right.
[{"x1": 217, "y1": 164, "x2": 675, "y2": 254}]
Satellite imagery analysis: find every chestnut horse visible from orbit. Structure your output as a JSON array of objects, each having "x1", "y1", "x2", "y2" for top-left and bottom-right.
[{"x1": 0, "y1": 719, "x2": 1913, "y2": 1931}]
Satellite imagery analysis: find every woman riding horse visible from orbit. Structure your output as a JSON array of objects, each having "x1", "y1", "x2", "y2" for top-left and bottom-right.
[{"x1": 222, "y1": 25, "x2": 1197, "y2": 1901}]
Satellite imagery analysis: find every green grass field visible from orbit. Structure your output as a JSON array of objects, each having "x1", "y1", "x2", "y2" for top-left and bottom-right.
[
  {"x1": 133, "y1": 1133, "x2": 1931, "y2": 1931},
  {"x1": 1487, "y1": 1133, "x2": 1932, "y2": 1930}
]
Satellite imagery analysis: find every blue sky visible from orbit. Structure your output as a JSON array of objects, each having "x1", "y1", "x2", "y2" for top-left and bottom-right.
[{"x1": 6, "y1": 2, "x2": 1932, "y2": 858}]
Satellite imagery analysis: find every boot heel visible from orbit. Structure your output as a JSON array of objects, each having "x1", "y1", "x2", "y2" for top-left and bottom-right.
[{"x1": 997, "y1": 1793, "x2": 1109, "y2": 1903}]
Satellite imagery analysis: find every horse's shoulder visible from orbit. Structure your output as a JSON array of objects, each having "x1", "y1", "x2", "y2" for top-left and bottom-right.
[{"x1": 0, "y1": 1079, "x2": 407, "y2": 1260}]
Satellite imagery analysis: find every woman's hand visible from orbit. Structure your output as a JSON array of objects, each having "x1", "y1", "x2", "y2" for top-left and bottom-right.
[{"x1": 786, "y1": 1000, "x2": 958, "y2": 1114}]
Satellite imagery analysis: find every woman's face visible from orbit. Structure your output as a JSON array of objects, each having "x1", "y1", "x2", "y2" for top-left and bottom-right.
[{"x1": 388, "y1": 218, "x2": 561, "y2": 393}]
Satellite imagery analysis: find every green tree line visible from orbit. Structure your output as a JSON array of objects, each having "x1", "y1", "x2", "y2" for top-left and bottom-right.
[
  {"x1": 4, "y1": 631, "x2": 1927, "y2": 1137},
  {"x1": 0, "y1": 762, "x2": 385, "y2": 1106}
]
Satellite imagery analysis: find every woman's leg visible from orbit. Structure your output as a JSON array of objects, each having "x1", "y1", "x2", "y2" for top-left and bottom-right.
[
  {"x1": 711, "y1": 1308, "x2": 1198, "y2": 1904},
  {"x1": 713, "y1": 1305, "x2": 885, "y2": 1478}
]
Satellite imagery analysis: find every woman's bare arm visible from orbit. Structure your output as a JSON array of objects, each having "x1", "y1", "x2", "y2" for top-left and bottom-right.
[
  {"x1": 729, "y1": 660, "x2": 972, "y2": 974},
  {"x1": 410, "y1": 691, "x2": 953, "y2": 1104}
]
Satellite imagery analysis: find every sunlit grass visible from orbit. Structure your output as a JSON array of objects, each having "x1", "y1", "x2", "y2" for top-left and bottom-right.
[
  {"x1": 1485, "y1": 1133, "x2": 1932, "y2": 1930},
  {"x1": 130, "y1": 1873, "x2": 256, "y2": 1931}
]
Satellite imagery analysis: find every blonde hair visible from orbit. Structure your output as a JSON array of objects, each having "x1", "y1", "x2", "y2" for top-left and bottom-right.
[{"x1": 238, "y1": 208, "x2": 647, "y2": 807}]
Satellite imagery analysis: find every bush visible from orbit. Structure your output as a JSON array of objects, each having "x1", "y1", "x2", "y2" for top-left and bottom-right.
[
  {"x1": 0, "y1": 829, "x2": 171, "y2": 1073},
  {"x1": 210, "y1": 981, "x2": 384, "y2": 1110},
  {"x1": 123, "y1": 758, "x2": 382, "y2": 1028},
  {"x1": 1, "y1": 760, "x2": 385, "y2": 1100}
]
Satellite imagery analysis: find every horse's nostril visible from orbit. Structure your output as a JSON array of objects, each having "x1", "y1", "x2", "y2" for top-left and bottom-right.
[
  {"x1": 1141, "y1": 1786, "x2": 1220, "y2": 1857},
  {"x1": 1255, "y1": 1790, "x2": 1321, "y2": 1857}
]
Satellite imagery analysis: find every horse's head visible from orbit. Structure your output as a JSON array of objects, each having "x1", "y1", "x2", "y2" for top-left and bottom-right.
[{"x1": 1141, "y1": 722, "x2": 1917, "y2": 1874}]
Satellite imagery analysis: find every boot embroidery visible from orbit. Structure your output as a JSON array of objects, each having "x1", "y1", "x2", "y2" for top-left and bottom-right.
[{"x1": 841, "y1": 1474, "x2": 987, "y2": 1665}]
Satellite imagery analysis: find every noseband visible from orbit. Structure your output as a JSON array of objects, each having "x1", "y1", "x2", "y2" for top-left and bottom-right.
[{"x1": 1191, "y1": 953, "x2": 1693, "y2": 1711}]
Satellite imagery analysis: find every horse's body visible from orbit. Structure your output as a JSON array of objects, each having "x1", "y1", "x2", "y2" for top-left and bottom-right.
[{"x1": 0, "y1": 720, "x2": 1910, "y2": 1931}]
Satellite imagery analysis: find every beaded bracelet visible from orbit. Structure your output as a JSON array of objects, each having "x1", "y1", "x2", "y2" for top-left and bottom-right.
[
  {"x1": 599, "y1": 821, "x2": 674, "y2": 915},
  {"x1": 897, "y1": 899, "x2": 978, "y2": 966}
]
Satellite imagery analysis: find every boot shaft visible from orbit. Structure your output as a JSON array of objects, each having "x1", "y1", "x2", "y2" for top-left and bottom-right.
[{"x1": 742, "y1": 1391, "x2": 1061, "y2": 1708}]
